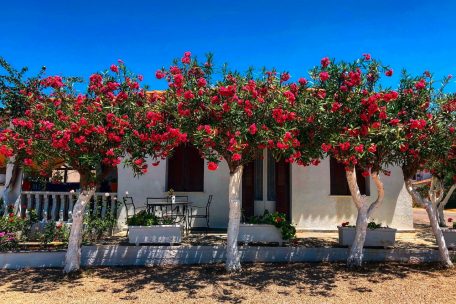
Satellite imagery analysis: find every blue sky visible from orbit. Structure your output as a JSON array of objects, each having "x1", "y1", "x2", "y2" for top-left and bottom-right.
[{"x1": 1, "y1": 0, "x2": 456, "y2": 90}]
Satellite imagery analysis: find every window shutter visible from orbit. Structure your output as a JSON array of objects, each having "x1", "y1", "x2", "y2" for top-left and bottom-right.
[
  {"x1": 330, "y1": 157, "x2": 369, "y2": 196},
  {"x1": 167, "y1": 144, "x2": 204, "y2": 192}
]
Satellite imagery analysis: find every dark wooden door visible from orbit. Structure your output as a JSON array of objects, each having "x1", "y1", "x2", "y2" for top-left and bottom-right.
[
  {"x1": 242, "y1": 162, "x2": 255, "y2": 219},
  {"x1": 275, "y1": 160, "x2": 290, "y2": 220}
]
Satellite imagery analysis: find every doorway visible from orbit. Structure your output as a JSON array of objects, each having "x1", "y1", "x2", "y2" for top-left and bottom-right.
[{"x1": 241, "y1": 151, "x2": 291, "y2": 220}]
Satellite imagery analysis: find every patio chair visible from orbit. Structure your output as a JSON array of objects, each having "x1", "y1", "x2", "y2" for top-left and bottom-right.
[
  {"x1": 189, "y1": 195, "x2": 213, "y2": 233},
  {"x1": 123, "y1": 196, "x2": 136, "y2": 220}
]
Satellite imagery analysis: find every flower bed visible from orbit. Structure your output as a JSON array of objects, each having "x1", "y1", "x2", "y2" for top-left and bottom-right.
[
  {"x1": 238, "y1": 224, "x2": 284, "y2": 245},
  {"x1": 127, "y1": 211, "x2": 182, "y2": 245},
  {"x1": 240, "y1": 211, "x2": 296, "y2": 245},
  {"x1": 338, "y1": 221, "x2": 397, "y2": 248}
]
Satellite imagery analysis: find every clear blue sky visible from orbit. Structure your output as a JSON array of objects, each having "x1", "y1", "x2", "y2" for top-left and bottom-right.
[{"x1": 1, "y1": 0, "x2": 456, "y2": 90}]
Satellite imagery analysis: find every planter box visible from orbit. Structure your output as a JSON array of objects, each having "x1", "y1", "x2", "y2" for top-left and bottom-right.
[
  {"x1": 338, "y1": 226, "x2": 397, "y2": 248},
  {"x1": 442, "y1": 229, "x2": 456, "y2": 248},
  {"x1": 238, "y1": 224, "x2": 283, "y2": 245},
  {"x1": 128, "y1": 225, "x2": 182, "y2": 245}
]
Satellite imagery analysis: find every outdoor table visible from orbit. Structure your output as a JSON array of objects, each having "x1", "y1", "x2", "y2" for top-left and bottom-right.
[{"x1": 146, "y1": 200, "x2": 192, "y2": 232}]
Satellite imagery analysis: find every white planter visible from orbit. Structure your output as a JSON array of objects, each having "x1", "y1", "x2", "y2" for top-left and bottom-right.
[
  {"x1": 338, "y1": 226, "x2": 397, "y2": 248},
  {"x1": 442, "y1": 229, "x2": 456, "y2": 248},
  {"x1": 128, "y1": 225, "x2": 182, "y2": 245},
  {"x1": 238, "y1": 224, "x2": 283, "y2": 245}
]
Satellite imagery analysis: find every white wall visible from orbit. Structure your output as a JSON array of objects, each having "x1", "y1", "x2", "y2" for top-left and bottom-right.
[
  {"x1": 118, "y1": 156, "x2": 414, "y2": 231},
  {"x1": 117, "y1": 157, "x2": 230, "y2": 228},
  {"x1": 291, "y1": 158, "x2": 414, "y2": 231}
]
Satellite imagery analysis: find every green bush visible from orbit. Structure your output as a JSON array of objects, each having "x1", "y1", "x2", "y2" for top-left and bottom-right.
[
  {"x1": 41, "y1": 221, "x2": 70, "y2": 245},
  {"x1": 127, "y1": 210, "x2": 159, "y2": 226},
  {"x1": 247, "y1": 210, "x2": 296, "y2": 240}
]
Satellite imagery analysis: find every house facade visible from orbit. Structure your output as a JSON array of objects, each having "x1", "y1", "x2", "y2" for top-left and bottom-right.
[{"x1": 118, "y1": 145, "x2": 414, "y2": 231}]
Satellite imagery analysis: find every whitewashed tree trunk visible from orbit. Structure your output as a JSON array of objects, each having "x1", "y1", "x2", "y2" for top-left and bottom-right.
[
  {"x1": 346, "y1": 168, "x2": 384, "y2": 268},
  {"x1": 2, "y1": 161, "x2": 23, "y2": 217},
  {"x1": 437, "y1": 184, "x2": 456, "y2": 227},
  {"x1": 225, "y1": 166, "x2": 243, "y2": 272},
  {"x1": 63, "y1": 188, "x2": 95, "y2": 273},
  {"x1": 405, "y1": 179, "x2": 453, "y2": 268}
]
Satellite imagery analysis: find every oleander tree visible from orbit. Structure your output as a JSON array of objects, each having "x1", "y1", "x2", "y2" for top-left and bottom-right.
[
  {"x1": 0, "y1": 62, "x2": 186, "y2": 272},
  {"x1": 155, "y1": 52, "x2": 322, "y2": 272},
  {"x1": 394, "y1": 72, "x2": 455, "y2": 267},
  {"x1": 0, "y1": 57, "x2": 47, "y2": 212},
  {"x1": 309, "y1": 54, "x2": 403, "y2": 267}
]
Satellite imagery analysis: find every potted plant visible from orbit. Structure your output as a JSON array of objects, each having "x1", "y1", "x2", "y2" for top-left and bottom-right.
[
  {"x1": 238, "y1": 211, "x2": 296, "y2": 245},
  {"x1": 127, "y1": 210, "x2": 182, "y2": 245},
  {"x1": 442, "y1": 218, "x2": 456, "y2": 248},
  {"x1": 338, "y1": 220, "x2": 397, "y2": 248},
  {"x1": 168, "y1": 188, "x2": 175, "y2": 204}
]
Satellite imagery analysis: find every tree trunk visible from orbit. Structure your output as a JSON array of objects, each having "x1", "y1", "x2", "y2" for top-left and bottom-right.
[
  {"x1": 437, "y1": 184, "x2": 456, "y2": 227},
  {"x1": 405, "y1": 179, "x2": 453, "y2": 268},
  {"x1": 2, "y1": 161, "x2": 22, "y2": 216},
  {"x1": 346, "y1": 167, "x2": 384, "y2": 268},
  {"x1": 225, "y1": 165, "x2": 243, "y2": 272},
  {"x1": 64, "y1": 172, "x2": 94, "y2": 273}
]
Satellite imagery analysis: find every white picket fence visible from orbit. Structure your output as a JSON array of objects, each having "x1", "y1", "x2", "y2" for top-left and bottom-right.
[{"x1": 20, "y1": 191, "x2": 118, "y2": 222}]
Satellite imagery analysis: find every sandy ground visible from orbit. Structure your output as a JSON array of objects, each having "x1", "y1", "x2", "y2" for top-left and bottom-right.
[
  {"x1": 0, "y1": 263, "x2": 455, "y2": 304},
  {"x1": 2, "y1": 208, "x2": 456, "y2": 303}
]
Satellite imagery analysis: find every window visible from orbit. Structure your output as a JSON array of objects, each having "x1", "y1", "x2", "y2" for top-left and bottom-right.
[
  {"x1": 167, "y1": 144, "x2": 204, "y2": 192},
  {"x1": 330, "y1": 157, "x2": 370, "y2": 196}
]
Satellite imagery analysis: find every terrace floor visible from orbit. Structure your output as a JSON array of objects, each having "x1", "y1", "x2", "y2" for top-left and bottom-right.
[{"x1": 86, "y1": 208, "x2": 456, "y2": 250}]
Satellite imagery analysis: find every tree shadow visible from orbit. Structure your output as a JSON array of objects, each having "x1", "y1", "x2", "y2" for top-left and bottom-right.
[{"x1": 0, "y1": 262, "x2": 451, "y2": 303}]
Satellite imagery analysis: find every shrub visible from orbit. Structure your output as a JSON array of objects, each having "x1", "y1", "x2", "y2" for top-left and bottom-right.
[
  {"x1": 0, "y1": 231, "x2": 18, "y2": 252},
  {"x1": 127, "y1": 210, "x2": 159, "y2": 226},
  {"x1": 247, "y1": 211, "x2": 296, "y2": 240},
  {"x1": 41, "y1": 221, "x2": 70, "y2": 245}
]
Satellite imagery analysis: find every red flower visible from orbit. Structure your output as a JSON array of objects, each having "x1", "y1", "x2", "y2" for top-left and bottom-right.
[
  {"x1": 208, "y1": 162, "x2": 218, "y2": 171},
  {"x1": 232, "y1": 153, "x2": 241, "y2": 161},
  {"x1": 319, "y1": 71, "x2": 330, "y2": 82},
  {"x1": 339, "y1": 142, "x2": 350, "y2": 151},
  {"x1": 280, "y1": 72, "x2": 290, "y2": 82},
  {"x1": 248, "y1": 123, "x2": 257, "y2": 135},
  {"x1": 298, "y1": 78, "x2": 308, "y2": 86},
  {"x1": 331, "y1": 102, "x2": 342, "y2": 112},
  {"x1": 321, "y1": 57, "x2": 330, "y2": 68},
  {"x1": 415, "y1": 79, "x2": 426, "y2": 90},
  {"x1": 23, "y1": 158, "x2": 33, "y2": 166},
  {"x1": 371, "y1": 122, "x2": 381, "y2": 129},
  {"x1": 362, "y1": 53, "x2": 371, "y2": 61},
  {"x1": 368, "y1": 144, "x2": 377, "y2": 153},
  {"x1": 197, "y1": 77, "x2": 207, "y2": 87},
  {"x1": 184, "y1": 90, "x2": 195, "y2": 100},
  {"x1": 361, "y1": 171, "x2": 370, "y2": 177},
  {"x1": 321, "y1": 143, "x2": 332, "y2": 153},
  {"x1": 110, "y1": 65, "x2": 119, "y2": 73},
  {"x1": 354, "y1": 144, "x2": 364, "y2": 153},
  {"x1": 448, "y1": 218, "x2": 453, "y2": 223},
  {"x1": 155, "y1": 70, "x2": 165, "y2": 79},
  {"x1": 385, "y1": 69, "x2": 393, "y2": 77},
  {"x1": 341, "y1": 221, "x2": 349, "y2": 227}
]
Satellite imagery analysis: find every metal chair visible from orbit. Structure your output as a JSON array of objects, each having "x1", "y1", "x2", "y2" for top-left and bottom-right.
[
  {"x1": 189, "y1": 195, "x2": 213, "y2": 233},
  {"x1": 123, "y1": 196, "x2": 136, "y2": 221}
]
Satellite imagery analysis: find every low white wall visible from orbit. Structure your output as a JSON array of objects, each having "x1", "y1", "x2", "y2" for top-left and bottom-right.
[
  {"x1": 291, "y1": 158, "x2": 413, "y2": 231},
  {"x1": 118, "y1": 158, "x2": 230, "y2": 229}
]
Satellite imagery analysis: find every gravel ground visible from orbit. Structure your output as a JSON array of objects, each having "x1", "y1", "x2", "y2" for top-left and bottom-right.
[{"x1": 0, "y1": 263, "x2": 455, "y2": 304}]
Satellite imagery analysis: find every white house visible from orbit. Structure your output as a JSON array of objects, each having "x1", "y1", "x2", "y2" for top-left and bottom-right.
[{"x1": 118, "y1": 145, "x2": 413, "y2": 231}]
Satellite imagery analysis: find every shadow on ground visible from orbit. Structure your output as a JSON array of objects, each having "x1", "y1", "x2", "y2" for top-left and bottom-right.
[{"x1": 0, "y1": 263, "x2": 449, "y2": 303}]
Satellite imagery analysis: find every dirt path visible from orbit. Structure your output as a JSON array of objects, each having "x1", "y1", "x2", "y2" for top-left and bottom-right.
[{"x1": 0, "y1": 263, "x2": 454, "y2": 304}]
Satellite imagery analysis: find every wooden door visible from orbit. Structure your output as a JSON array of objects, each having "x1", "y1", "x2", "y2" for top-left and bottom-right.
[
  {"x1": 242, "y1": 162, "x2": 255, "y2": 219},
  {"x1": 275, "y1": 160, "x2": 290, "y2": 220}
]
